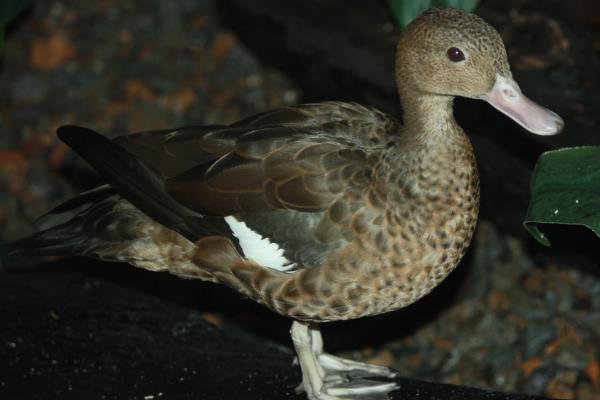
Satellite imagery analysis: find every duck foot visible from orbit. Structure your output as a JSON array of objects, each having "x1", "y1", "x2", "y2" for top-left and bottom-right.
[{"x1": 290, "y1": 321, "x2": 398, "y2": 400}]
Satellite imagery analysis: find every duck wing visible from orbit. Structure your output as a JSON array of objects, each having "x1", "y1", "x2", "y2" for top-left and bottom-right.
[
  {"x1": 65, "y1": 102, "x2": 398, "y2": 269},
  {"x1": 114, "y1": 101, "x2": 398, "y2": 178},
  {"x1": 162, "y1": 103, "x2": 397, "y2": 267}
]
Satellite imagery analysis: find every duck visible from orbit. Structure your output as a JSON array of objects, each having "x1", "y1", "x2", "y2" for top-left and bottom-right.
[{"x1": 12, "y1": 7, "x2": 563, "y2": 400}]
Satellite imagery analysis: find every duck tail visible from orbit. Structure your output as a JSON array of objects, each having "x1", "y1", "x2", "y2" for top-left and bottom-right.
[
  {"x1": 10, "y1": 125, "x2": 226, "y2": 261},
  {"x1": 8, "y1": 185, "x2": 129, "y2": 258},
  {"x1": 55, "y1": 125, "x2": 210, "y2": 242}
]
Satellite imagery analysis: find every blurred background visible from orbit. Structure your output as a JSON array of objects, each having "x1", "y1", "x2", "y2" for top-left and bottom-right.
[{"x1": 1, "y1": 0, "x2": 599, "y2": 399}]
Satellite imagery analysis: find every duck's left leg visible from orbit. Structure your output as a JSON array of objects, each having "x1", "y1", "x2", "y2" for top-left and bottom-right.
[{"x1": 290, "y1": 321, "x2": 398, "y2": 400}]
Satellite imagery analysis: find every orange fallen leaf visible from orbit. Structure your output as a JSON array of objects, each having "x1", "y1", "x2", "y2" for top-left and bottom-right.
[
  {"x1": 48, "y1": 142, "x2": 71, "y2": 169},
  {"x1": 367, "y1": 350, "x2": 395, "y2": 368},
  {"x1": 585, "y1": 359, "x2": 600, "y2": 389},
  {"x1": 201, "y1": 312, "x2": 221, "y2": 328},
  {"x1": 211, "y1": 32, "x2": 236, "y2": 64},
  {"x1": 487, "y1": 290, "x2": 510, "y2": 311},
  {"x1": 506, "y1": 313, "x2": 528, "y2": 329},
  {"x1": 545, "y1": 337, "x2": 566, "y2": 355},
  {"x1": 213, "y1": 87, "x2": 236, "y2": 107},
  {"x1": 30, "y1": 34, "x2": 75, "y2": 71},
  {"x1": 406, "y1": 354, "x2": 422, "y2": 368},
  {"x1": 105, "y1": 100, "x2": 130, "y2": 117},
  {"x1": 126, "y1": 79, "x2": 155, "y2": 102},
  {"x1": 164, "y1": 87, "x2": 197, "y2": 113},
  {"x1": 522, "y1": 270, "x2": 544, "y2": 292},
  {"x1": 104, "y1": 79, "x2": 155, "y2": 119},
  {"x1": 0, "y1": 150, "x2": 26, "y2": 165},
  {"x1": 546, "y1": 381, "x2": 574, "y2": 400},
  {"x1": 0, "y1": 150, "x2": 28, "y2": 194},
  {"x1": 546, "y1": 371, "x2": 577, "y2": 400},
  {"x1": 545, "y1": 319, "x2": 582, "y2": 354},
  {"x1": 520, "y1": 357, "x2": 542, "y2": 377},
  {"x1": 20, "y1": 136, "x2": 46, "y2": 157}
]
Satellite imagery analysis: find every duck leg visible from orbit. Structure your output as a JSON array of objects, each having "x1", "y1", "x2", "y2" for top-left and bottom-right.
[{"x1": 290, "y1": 321, "x2": 398, "y2": 399}]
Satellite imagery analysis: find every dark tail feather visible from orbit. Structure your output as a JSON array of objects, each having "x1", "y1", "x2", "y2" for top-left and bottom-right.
[
  {"x1": 9, "y1": 191, "x2": 131, "y2": 259},
  {"x1": 11, "y1": 125, "x2": 232, "y2": 259},
  {"x1": 57, "y1": 125, "x2": 213, "y2": 242},
  {"x1": 9, "y1": 222, "x2": 89, "y2": 258},
  {"x1": 40, "y1": 184, "x2": 114, "y2": 218}
]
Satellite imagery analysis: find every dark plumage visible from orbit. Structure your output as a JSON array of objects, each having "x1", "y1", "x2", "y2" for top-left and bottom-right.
[{"x1": 12, "y1": 8, "x2": 563, "y2": 400}]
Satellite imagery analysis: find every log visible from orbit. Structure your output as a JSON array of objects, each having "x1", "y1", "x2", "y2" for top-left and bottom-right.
[{"x1": 0, "y1": 263, "x2": 552, "y2": 400}]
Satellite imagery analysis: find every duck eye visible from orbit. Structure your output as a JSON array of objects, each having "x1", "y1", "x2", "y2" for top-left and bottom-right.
[{"x1": 447, "y1": 47, "x2": 465, "y2": 62}]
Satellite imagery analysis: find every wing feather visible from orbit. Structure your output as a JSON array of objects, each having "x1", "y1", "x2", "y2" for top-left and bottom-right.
[{"x1": 105, "y1": 102, "x2": 398, "y2": 264}]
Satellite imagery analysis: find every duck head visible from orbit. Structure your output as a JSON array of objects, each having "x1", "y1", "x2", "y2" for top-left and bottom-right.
[{"x1": 396, "y1": 7, "x2": 563, "y2": 136}]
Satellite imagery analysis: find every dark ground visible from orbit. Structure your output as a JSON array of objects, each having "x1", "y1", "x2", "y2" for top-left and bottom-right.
[{"x1": 1, "y1": 1, "x2": 599, "y2": 399}]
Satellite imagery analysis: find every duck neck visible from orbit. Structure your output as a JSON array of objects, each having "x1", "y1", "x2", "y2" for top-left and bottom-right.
[{"x1": 400, "y1": 92, "x2": 458, "y2": 141}]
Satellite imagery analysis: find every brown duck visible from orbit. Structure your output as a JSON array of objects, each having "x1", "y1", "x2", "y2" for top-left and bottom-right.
[{"x1": 13, "y1": 8, "x2": 563, "y2": 400}]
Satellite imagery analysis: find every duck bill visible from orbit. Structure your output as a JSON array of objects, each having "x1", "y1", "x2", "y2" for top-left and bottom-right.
[{"x1": 482, "y1": 75, "x2": 563, "y2": 136}]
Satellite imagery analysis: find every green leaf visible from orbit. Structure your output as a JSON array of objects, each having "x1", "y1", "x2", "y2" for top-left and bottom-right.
[
  {"x1": 387, "y1": 0, "x2": 480, "y2": 30},
  {"x1": 524, "y1": 146, "x2": 600, "y2": 246}
]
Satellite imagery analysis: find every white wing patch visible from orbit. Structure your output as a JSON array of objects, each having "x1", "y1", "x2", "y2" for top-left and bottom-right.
[{"x1": 224, "y1": 216, "x2": 297, "y2": 272}]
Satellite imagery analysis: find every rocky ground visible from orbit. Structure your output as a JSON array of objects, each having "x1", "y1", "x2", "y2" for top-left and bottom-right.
[{"x1": 1, "y1": 1, "x2": 599, "y2": 399}]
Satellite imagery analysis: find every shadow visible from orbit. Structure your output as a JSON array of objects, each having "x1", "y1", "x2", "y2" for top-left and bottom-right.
[
  {"x1": 6, "y1": 243, "x2": 476, "y2": 352},
  {"x1": 524, "y1": 223, "x2": 600, "y2": 276}
]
